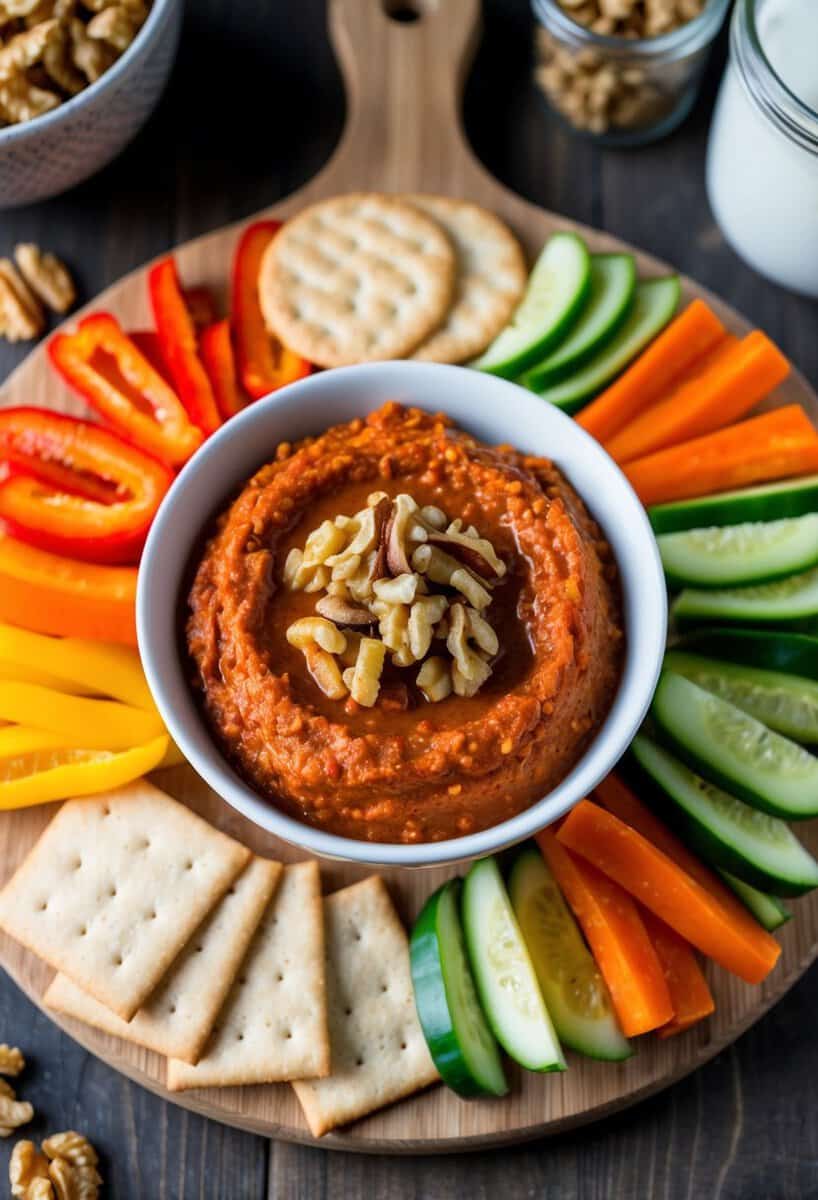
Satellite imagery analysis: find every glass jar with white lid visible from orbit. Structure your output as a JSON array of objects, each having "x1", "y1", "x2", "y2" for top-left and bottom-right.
[{"x1": 706, "y1": 0, "x2": 818, "y2": 298}]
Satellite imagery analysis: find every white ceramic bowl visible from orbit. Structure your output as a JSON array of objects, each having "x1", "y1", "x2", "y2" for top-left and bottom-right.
[
  {"x1": 138, "y1": 362, "x2": 667, "y2": 867},
  {"x1": 0, "y1": 0, "x2": 182, "y2": 209}
]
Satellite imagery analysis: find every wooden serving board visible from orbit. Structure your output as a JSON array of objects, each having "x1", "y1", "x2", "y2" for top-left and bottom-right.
[{"x1": 2, "y1": 0, "x2": 818, "y2": 1155}]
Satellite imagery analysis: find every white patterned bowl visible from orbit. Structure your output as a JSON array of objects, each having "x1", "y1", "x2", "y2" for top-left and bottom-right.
[
  {"x1": 0, "y1": 0, "x2": 182, "y2": 209},
  {"x1": 138, "y1": 362, "x2": 668, "y2": 869}
]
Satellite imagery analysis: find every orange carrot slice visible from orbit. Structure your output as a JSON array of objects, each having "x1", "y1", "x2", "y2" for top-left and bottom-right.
[
  {"x1": 595, "y1": 775, "x2": 766, "y2": 923},
  {"x1": 595, "y1": 774, "x2": 782, "y2": 988},
  {"x1": 557, "y1": 800, "x2": 781, "y2": 984},
  {"x1": 577, "y1": 299, "x2": 726, "y2": 444},
  {"x1": 623, "y1": 404, "x2": 818, "y2": 507},
  {"x1": 536, "y1": 828, "x2": 674, "y2": 1037},
  {"x1": 594, "y1": 773, "x2": 742, "y2": 901},
  {"x1": 639, "y1": 908, "x2": 715, "y2": 1038},
  {"x1": 606, "y1": 331, "x2": 790, "y2": 464}
]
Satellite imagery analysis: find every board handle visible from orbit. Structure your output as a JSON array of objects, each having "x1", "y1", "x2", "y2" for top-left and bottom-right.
[{"x1": 326, "y1": 0, "x2": 483, "y2": 193}]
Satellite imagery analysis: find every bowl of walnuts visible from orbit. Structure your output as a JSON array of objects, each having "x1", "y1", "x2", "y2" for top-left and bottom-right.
[{"x1": 0, "y1": 0, "x2": 182, "y2": 209}]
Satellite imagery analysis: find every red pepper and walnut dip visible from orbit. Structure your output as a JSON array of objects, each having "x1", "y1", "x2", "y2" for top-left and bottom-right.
[{"x1": 186, "y1": 403, "x2": 623, "y2": 844}]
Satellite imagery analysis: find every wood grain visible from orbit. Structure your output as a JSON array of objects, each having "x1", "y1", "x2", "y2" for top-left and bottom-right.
[{"x1": 1, "y1": 0, "x2": 818, "y2": 1161}]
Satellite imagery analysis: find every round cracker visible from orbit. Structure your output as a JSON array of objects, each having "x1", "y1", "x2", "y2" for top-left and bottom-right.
[
  {"x1": 258, "y1": 192, "x2": 457, "y2": 368},
  {"x1": 405, "y1": 195, "x2": 527, "y2": 364}
]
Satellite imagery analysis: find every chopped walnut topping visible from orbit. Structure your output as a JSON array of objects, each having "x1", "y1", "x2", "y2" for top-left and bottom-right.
[
  {"x1": 283, "y1": 491, "x2": 506, "y2": 705},
  {"x1": 416, "y1": 655, "x2": 452, "y2": 703}
]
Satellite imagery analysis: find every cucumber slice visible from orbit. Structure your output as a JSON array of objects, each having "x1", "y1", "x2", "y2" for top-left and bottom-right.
[
  {"x1": 649, "y1": 474, "x2": 818, "y2": 535},
  {"x1": 471, "y1": 233, "x2": 591, "y2": 378},
  {"x1": 508, "y1": 847, "x2": 631, "y2": 1062},
  {"x1": 717, "y1": 869, "x2": 792, "y2": 932},
  {"x1": 675, "y1": 628, "x2": 818, "y2": 680},
  {"x1": 658, "y1": 516, "x2": 818, "y2": 590},
  {"x1": 663, "y1": 649, "x2": 818, "y2": 743},
  {"x1": 674, "y1": 565, "x2": 818, "y2": 632},
  {"x1": 521, "y1": 254, "x2": 636, "y2": 390},
  {"x1": 410, "y1": 879, "x2": 508, "y2": 1097},
  {"x1": 652, "y1": 670, "x2": 818, "y2": 819},
  {"x1": 524, "y1": 276, "x2": 680, "y2": 415},
  {"x1": 630, "y1": 733, "x2": 818, "y2": 896},
  {"x1": 462, "y1": 857, "x2": 566, "y2": 1072}
]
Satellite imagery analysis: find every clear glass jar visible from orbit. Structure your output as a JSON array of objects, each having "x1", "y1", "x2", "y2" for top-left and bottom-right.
[
  {"x1": 532, "y1": 0, "x2": 731, "y2": 147},
  {"x1": 706, "y1": 0, "x2": 818, "y2": 298}
]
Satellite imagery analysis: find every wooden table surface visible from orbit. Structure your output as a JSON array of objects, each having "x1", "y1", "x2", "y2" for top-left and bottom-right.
[{"x1": 2, "y1": 0, "x2": 817, "y2": 1196}]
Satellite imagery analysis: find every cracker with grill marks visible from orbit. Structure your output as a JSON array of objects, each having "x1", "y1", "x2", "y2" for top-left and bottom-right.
[
  {"x1": 43, "y1": 855, "x2": 281, "y2": 1064},
  {"x1": 259, "y1": 192, "x2": 456, "y2": 367},
  {"x1": 0, "y1": 781, "x2": 250, "y2": 1021},
  {"x1": 166, "y1": 860, "x2": 328, "y2": 1090},
  {"x1": 406, "y1": 194, "x2": 527, "y2": 363},
  {"x1": 292, "y1": 875, "x2": 439, "y2": 1138}
]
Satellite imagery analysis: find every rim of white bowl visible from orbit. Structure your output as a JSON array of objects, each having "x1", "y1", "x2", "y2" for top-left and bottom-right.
[
  {"x1": 0, "y1": 0, "x2": 176, "y2": 147},
  {"x1": 138, "y1": 362, "x2": 667, "y2": 867}
]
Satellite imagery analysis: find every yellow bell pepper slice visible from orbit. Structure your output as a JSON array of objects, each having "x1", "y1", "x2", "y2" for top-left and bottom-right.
[
  {"x1": 0, "y1": 624, "x2": 156, "y2": 711},
  {"x1": 0, "y1": 682, "x2": 164, "y2": 750},
  {"x1": 0, "y1": 659, "x2": 98, "y2": 695},
  {"x1": 0, "y1": 726, "x2": 169, "y2": 810}
]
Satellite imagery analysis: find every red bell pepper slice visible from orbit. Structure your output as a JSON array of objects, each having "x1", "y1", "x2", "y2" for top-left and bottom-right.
[
  {"x1": 200, "y1": 319, "x2": 246, "y2": 420},
  {"x1": 0, "y1": 408, "x2": 173, "y2": 564},
  {"x1": 148, "y1": 256, "x2": 222, "y2": 436},
  {"x1": 183, "y1": 286, "x2": 218, "y2": 331},
  {"x1": 231, "y1": 220, "x2": 311, "y2": 400},
  {"x1": 129, "y1": 329, "x2": 174, "y2": 387},
  {"x1": 49, "y1": 313, "x2": 203, "y2": 468}
]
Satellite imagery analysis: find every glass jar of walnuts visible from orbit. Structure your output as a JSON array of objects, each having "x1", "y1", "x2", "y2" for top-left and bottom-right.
[{"x1": 532, "y1": 0, "x2": 731, "y2": 146}]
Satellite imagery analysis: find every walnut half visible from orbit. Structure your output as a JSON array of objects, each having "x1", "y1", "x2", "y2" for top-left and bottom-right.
[
  {"x1": 0, "y1": 1044, "x2": 25, "y2": 1076},
  {"x1": 43, "y1": 1131, "x2": 102, "y2": 1200},
  {"x1": 0, "y1": 258, "x2": 44, "y2": 342},
  {"x1": 9, "y1": 1140, "x2": 50, "y2": 1199},
  {"x1": 14, "y1": 244, "x2": 75, "y2": 313}
]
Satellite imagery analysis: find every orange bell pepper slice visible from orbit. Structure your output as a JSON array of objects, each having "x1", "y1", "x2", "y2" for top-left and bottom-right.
[
  {"x1": 0, "y1": 532, "x2": 137, "y2": 645},
  {"x1": 231, "y1": 220, "x2": 311, "y2": 399}
]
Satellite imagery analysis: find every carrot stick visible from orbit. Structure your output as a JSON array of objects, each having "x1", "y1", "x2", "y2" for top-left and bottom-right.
[
  {"x1": 557, "y1": 800, "x2": 781, "y2": 984},
  {"x1": 597, "y1": 774, "x2": 784, "y2": 1009},
  {"x1": 639, "y1": 908, "x2": 715, "y2": 1037},
  {"x1": 606, "y1": 332, "x2": 790, "y2": 464},
  {"x1": 594, "y1": 774, "x2": 771, "y2": 931},
  {"x1": 536, "y1": 828, "x2": 674, "y2": 1037},
  {"x1": 577, "y1": 299, "x2": 727, "y2": 444},
  {"x1": 623, "y1": 404, "x2": 818, "y2": 507}
]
